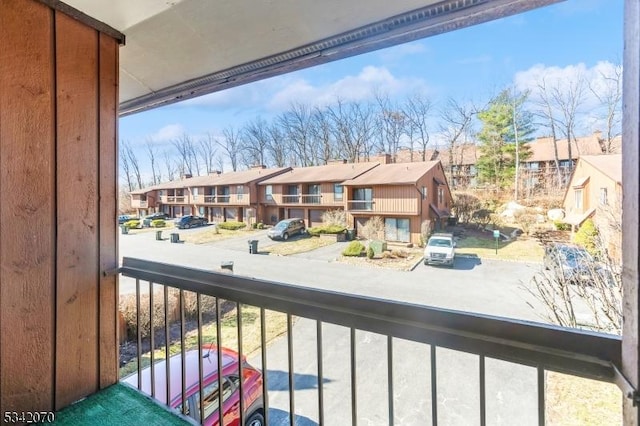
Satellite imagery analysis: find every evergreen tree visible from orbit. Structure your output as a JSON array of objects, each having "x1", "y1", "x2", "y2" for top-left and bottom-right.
[{"x1": 476, "y1": 89, "x2": 535, "y2": 189}]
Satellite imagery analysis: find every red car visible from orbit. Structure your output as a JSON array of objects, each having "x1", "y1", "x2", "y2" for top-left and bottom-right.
[{"x1": 123, "y1": 345, "x2": 265, "y2": 426}]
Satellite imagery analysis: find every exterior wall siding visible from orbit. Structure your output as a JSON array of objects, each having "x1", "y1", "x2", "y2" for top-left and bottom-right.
[{"x1": 0, "y1": 0, "x2": 119, "y2": 412}]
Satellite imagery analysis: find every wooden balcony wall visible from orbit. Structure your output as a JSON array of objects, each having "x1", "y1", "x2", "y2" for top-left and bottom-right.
[
  {"x1": 191, "y1": 185, "x2": 251, "y2": 206},
  {"x1": 261, "y1": 183, "x2": 344, "y2": 205},
  {"x1": 0, "y1": 0, "x2": 118, "y2": 412},
  {"x1": 347, "y1": 185, "x2": 420, "y2": 214}
]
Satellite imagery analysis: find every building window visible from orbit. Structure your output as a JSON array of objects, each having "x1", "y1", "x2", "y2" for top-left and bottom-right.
[
  {"x1": 438, "y1": 187, "x2": 444, "y2": 205},
  {"x1": 560, "y1": 160, "x2": 572, "y2": 169},
  {"x1": 237, "y1": 185, "x2": 244, "y2": 200},
  {"x1": 574, "y1": 189, "x2": 583, "y2": 211},
  {"x1": 599, "y1": 188, "x2": 608, "y2": 205},
  {"x1": 353, "y1": 188, "x2": 373, "y2": 210},
  {"x1": 422, "y1": 186, "x2": 427, "y2": 200},
  {"x1": 528, "y1": 162, "x2": 540, "y2": 170},
  {"x1": 158, "y1": 190, "x2": 164, "y2": 196},
  {"x1": 265, "y1": 185, "x2": 273, "y2": 201},
  {"x1": 384, "y1": 218, "x2": 410, "y2": 243},
  {"x1": 192, "y1": 187, "x2": 199, "y2": 196},
  {"x1": 287, "y1": 185, "x2": 298, "y2": 195},
  {"x1": 334, "y1": 184, "x2": 343, "y2": 201}
]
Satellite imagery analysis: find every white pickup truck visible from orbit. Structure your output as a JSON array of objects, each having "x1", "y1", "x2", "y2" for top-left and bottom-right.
[{"x1": 424, "y1": 233, "x2": 456, "y2": 267}]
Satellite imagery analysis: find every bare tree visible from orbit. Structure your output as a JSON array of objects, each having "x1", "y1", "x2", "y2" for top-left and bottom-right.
[
  {"x1": 122, "y1": 140, "x2": 143, "y2": 189},
  {"x1": 404, "y1": 93, "x2": 433, "y2": 161},
  {"x1": 278, "y1": 102, "x2": 315, "y2": 166},
  {"x1": 119, "y1": 141, "x2": 135, "y2": 192},
  {"x1": 198, "y1": 133, "x2": 218, "y2": 174},
  {"x1": 311, "y1": 106, "x2": 336, "y2": 164},
  {"x1": 326, "y1": 99, "x2": 376, "y2": 162},
  {"x1": 144, "y1": 138, "x2": 162, "y2": 185},
  {"x1": 552, "y1": 73, "x2": 586, "y2": 166},
  {"x1": 172, "y1": 133, "x2": 199, "y2": 176},
  {"x1": 589, "y1": 64, "x2": 623, "y2": 153},
  {"x1": 439, "y1": 98, "x2": 475, "y2": 188},
  {"x1": 534, "y1": 76, "x2": 563, "y2": 184},
  {"x1": 374, "y1": 92, "x2": 405, "y2": 162},
  {"x1": 219, "y1": 126, "x2": 241, "y2": 171},
  {"x1": 266, "y1": 122, "x2": 287, "y2": 167},
  {"x1": 241, "y1": 118, "x2": 270, "y2": 167},
  {"x1": 162, "y1": 150, "x2": 177, "y2": 181}
]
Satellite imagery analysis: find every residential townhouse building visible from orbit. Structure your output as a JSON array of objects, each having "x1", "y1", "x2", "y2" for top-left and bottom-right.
[
  {"x1": 342, "y1": 161, "x2": 453, "y2": 244},
  {"x1": 562, "y1": 154, "x2": 622, "y2": 261},
  {"x1": 130, "y1": 167, "x2": 291, "y2": 224},
  {"x1": 257, "y1": 161, "x2": 380, "y2": 226},
  {"x1": 395, "y1": 131, "x2": 621, "y2": 195}
]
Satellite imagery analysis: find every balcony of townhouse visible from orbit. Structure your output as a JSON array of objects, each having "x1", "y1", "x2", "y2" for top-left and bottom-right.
[
  {"x1": 300, "y1": 194, "x2": 322, "y2": 205},
  {"x1": 282, "y1": 194, "x2": 301, "y2": 204},
  {"x1": 131, "y1": 199, "x2": 148, "y2": 209},
  {"x1": 166, "y1": 195, "x2": 186, "y2": 204},
  {"x1": 346, "y1": 197, "x2": 420, "y2": 215},
  {"x1": 49, "y1": 257, "x2": 625, "y2": 425}
]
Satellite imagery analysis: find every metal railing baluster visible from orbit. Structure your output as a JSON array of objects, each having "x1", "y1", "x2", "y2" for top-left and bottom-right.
[
  {"x1": 431, "y1": 345, "x2": 438, "y2": 426},
  {"x1": 164, "y1": 285, "x2": 171, "y2": 406},
  {"x1": 351, "y1": 327, "x2": 357, "y2": 426},
  {"x1": 216, "y1": 297, "x2": 224, "y2": 426},
  {"x1": 288, "y1": 313, "x2": 295, "y2": 425},
  {"x1": 180, "y1": 289, "x2": 186, "y2": 415},
  {"x1": 317, "y1": 321, "x2": 324, "y2": 426},
  {"x1": 237, "y1": 303, "x2": 245, "y2": 425},
  {"x1": 261, "y1": 308, "x2": 269, "y2": 426},
  {"x1": 479, "y1": 355, "x2": 486, "y2": 426},
  {"x1": 388, "y1": 336, "x2": 394, "y2": 426},
  {"x1": 149, "y1": 281, "x2": 155, "y2": 399},
  {"x1": 538, "y1": 367, "x2": 545, "y2": 426},
  {"x1": 136, "y1": 279, "x2": 142, "y2": 390},
  {"x1": 197, "y1": 293, "x2": 204, "y2": 423}
]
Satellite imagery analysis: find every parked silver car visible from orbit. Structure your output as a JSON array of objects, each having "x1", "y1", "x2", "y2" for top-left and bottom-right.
[{"x1": 267, "y1": 218, "x2": 306, "y2": 240}]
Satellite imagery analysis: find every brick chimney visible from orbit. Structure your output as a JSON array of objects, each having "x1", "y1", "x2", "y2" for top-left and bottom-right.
[
  {"x1": 180, "y1": 173, "x2": 192, "y2": 179},
  {"x1": 376, "y1": 153, "x2": 392, "y2": 164}
]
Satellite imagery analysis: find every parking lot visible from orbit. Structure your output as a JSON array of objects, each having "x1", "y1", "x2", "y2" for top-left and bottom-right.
[{"x1": 119, "y1": 229, "x2": 552, "y2": 425}]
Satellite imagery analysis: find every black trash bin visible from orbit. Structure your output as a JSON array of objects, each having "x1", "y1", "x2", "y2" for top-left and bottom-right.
[
  {"x1": 221, "y1": 261, "x2": 234, "y2": 272},
  {"x1": 346, "y1": 228, "x2": 355, "y2": 241},
  {"x1": 170, "y1": 233, "x2": 180, "y2": 243},
  {"x1": 155, "y1": 230, "x2": 163, "y2": 240},
  {"x1": 120, "y1": 225, "x2": 129, "y2": 235},
  {"x1": 248, "y1": 239, "x2": 259, "y2": 254}
]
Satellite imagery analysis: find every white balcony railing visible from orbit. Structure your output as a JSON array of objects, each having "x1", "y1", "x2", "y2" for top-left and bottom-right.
[
  {"x1": 347, "y1": 200, "x2": 374, "y2": 211},
  {"x1": 282, "y1": 195, "x2": 300, "y2": 204}
]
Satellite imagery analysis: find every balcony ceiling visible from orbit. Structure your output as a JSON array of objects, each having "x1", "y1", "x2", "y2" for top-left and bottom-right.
[{"x1": 61, "y1": 0, "x2": 561, "y2": 116}]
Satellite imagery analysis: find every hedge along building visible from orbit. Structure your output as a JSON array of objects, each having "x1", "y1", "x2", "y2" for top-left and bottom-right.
[{"x1": 341, "y1": 160, "x2": 453, "y2": 244}]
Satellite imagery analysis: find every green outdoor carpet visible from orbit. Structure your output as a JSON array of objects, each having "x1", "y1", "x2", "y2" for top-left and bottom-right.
[{"x1": 48, "y1": 383, "x2": 192, "y2": 426}]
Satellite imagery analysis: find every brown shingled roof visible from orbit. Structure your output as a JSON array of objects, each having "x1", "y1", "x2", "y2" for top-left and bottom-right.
[
  {"x1": 342, "y1": 161, "x2": 440, "y2": 185},
  {"x1": 580, "y1": 154, "x2": 622, "y2": 184},
  {"x1": 526, "y1": 133, "x2": 620, "y2": 162},
  {"x1": 129, "y1": 167, "x2": 290, "y2": 194},
  {"x1": 259, "y1": 162, "x2": 379, "y2": 185}
]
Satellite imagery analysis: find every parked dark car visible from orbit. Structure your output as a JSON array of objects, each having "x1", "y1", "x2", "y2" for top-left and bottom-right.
[
  {"x1": 543, "y1": 243, "x2": 595, "y2": 284},
  {"x1": 118, "y1": 214, "x2": 133, "y2": 224},
  {"x1": 143, "y1": 212, "x2": 171, "y2": 227},
  {"x1": 123, "y1": 345, "x2": 264, "y2": 426},
  {"x1": 267, "y1": 218, "x2": 306, "y2": 240},
  {"x1": 176, "y1": 215, "x2": 208, "y2": 229}
]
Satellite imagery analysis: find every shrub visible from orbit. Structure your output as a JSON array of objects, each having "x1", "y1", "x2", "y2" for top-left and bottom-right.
[
  {"x1": 257, "y1": 222, "x2": 265, "y2": 229},
  {"x1": 251, "y1": 222, "x2": 258, "y2": 229},
  {"x1": 453, "y1": 192, "x2": 482, "y2": 224},
  {"x1": 359, "y1": 216, "x2": 385, "y2": 241},
  {"x1": 124, "y1": 219, "x2": 141, "y2": 229},
  {"x1": 342, "y1": 241, "x2": 365, "y2": 257},
  {"x1": 391, "y1": 249, "x2": 409, "y2": 258},
  {"x1": 574, "y1": 218, "x2": 598, "y2": 255},
  {"x1": 514, "y1": 208, "x2": 539, "y2": 235},
  {"x1": 321, "y1": 210, "x2": 347, "y2": 227},
  {"x1": 367, "y1": 246, "x2": 375, "y2": 259},
  {"x1": 554, "y1": 221, "x2": 571, "y2": 231},
  {"x1": 217, "y1": 221, "x2": 247, "y2": 230},
  {"x1": 151, "y1": 219, "x2": 166, "y2": 228},
  {"x1": 308, "y1": 225, "x2": 346, "y2": 236}
]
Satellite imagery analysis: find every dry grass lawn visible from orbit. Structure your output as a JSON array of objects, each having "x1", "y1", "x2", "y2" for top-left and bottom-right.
[
  {"x1": 262, "y1": 236, "x2": 336, "y2": 256},
  {"x1": 456, "y1": 235, "x2": 544, "y2": 262},
  {"x1": 181, "y1": 227, "x2": 262, "y2": 244},
  {"x1": 546, "y1": 372, "x2": 621, "y2": 425},
  {"x1": 120, "y1": 305, "x2": 290, "y2": 377},
  {"x1": 338, "y1": 245, "x2": 424, "y2": 271}
]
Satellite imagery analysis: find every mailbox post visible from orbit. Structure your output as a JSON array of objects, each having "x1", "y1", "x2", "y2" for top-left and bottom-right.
[{"x1": 493, "y1": 229, "x2": 500, "y2": 255}]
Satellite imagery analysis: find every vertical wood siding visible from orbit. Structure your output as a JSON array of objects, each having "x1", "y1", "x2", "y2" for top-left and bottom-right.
[
  {"x1": 0, "y1": 0, "x2": 119, "y2": 412},
  {"x1": 372, "y1": 186, "x2": 419, "y2": 214},
  {"x1": 0, "y1": 0, "x2": 56, "y2": 412}
]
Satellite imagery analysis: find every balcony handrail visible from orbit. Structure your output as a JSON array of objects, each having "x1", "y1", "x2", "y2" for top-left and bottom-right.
[{"x1": 120, "y1": 257, "x2": 621, "y2": 383}]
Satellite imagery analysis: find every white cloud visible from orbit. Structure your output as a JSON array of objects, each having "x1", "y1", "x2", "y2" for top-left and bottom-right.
[
  {"x1": 150, "y1": 124, "x2": 185, "y2": 141},
  {"x1": 514, "y1": 61, "x2": 622, "y2": 134},
  {"x1": 268, "y1": 66, "x2": 429, "y2": 110}
]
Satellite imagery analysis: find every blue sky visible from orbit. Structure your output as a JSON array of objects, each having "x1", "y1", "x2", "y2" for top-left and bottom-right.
[{"x1": 120, "y1": 0, "x2": 623, "y2": 173}]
